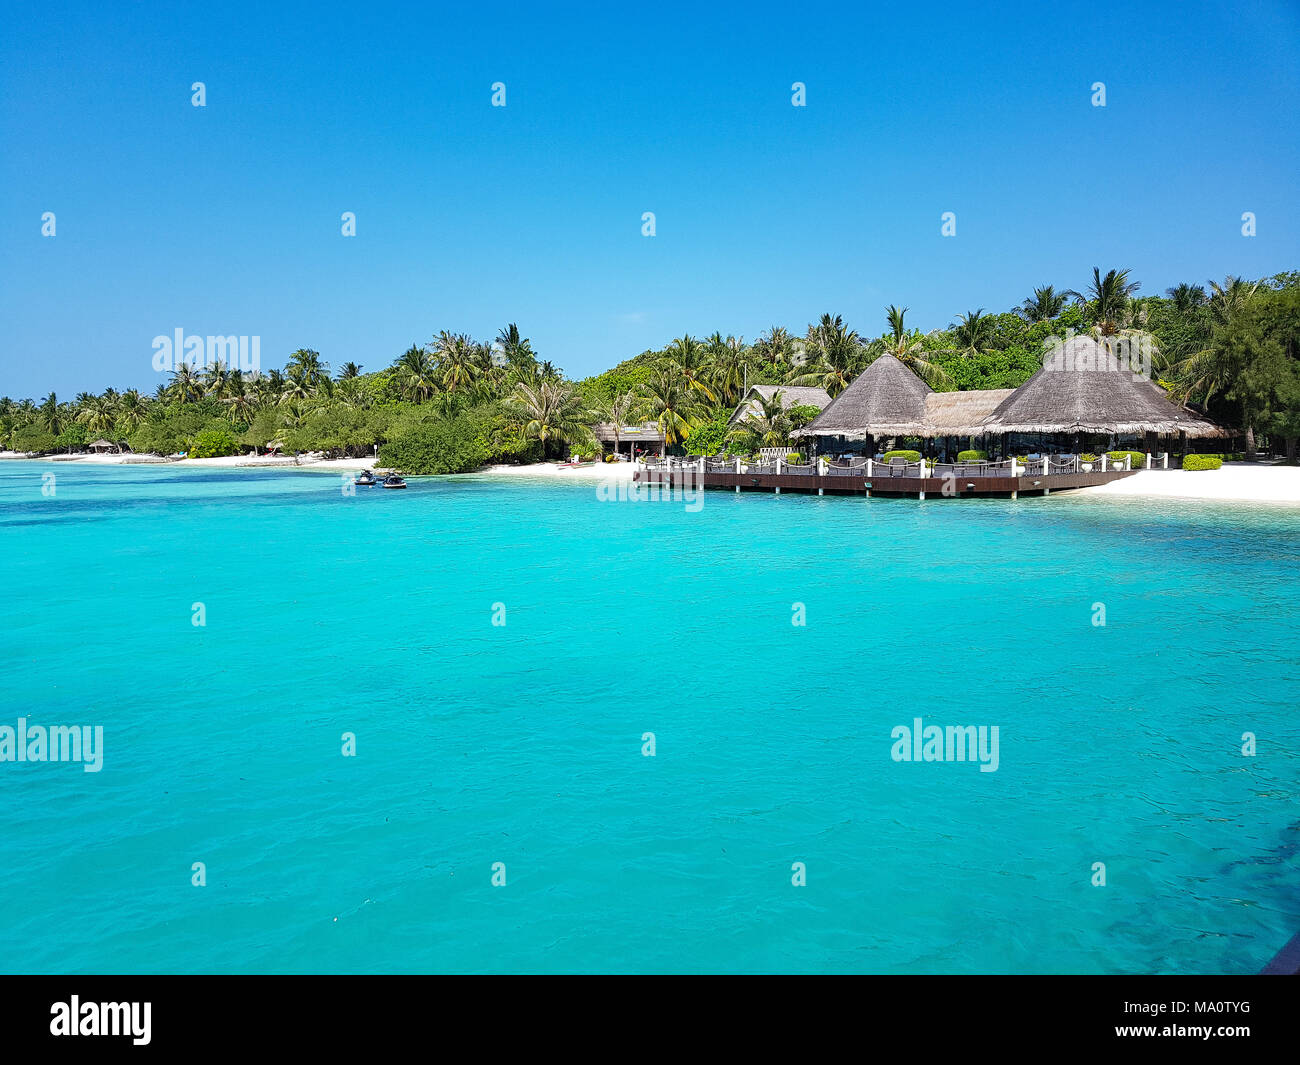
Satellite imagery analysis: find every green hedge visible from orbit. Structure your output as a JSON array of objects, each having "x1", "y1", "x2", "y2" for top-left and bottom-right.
[
  {"x1": 956, "y1": 449, "x2": 987, "y2": 461},
  {"x1": 1183, "y1": 454, "x2": 1223, "y2": 471},
  {"x1": 881, "y1": 450, "x2": 921, "y2": 463},
  {"x1": 1105, "y1": 450, "x2": 1146, "y2": 469},
  {"x1": 189, "y1": 426, "x2": 238, "y2": 458}
]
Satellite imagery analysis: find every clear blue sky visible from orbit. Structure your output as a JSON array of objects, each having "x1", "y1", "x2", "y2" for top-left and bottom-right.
[{"x1": 1, "y1": 0, "x2": 1297, "y2": 398}]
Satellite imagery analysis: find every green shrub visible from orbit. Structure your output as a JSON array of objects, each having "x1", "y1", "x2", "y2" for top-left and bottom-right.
[
  {"x1": 785, "y1": 453, "x2": 804, "y2": 464},
  {"x1": 881, "y1": 449, "x2": 921, "y2": 463},
  {"x1": 787, "y1": 404, "x2": 822, "y2": 429},
  {"x1": 378, "y1": 410, "x2": 490, "y2": 474},
  {"x1": 188, "y1": 426, "x2": 238, "y2": 458},
  {"x1": 1183, "y1": 454, "x2": 1223, "y2": 471},
  {"x1": 1079, "y1": 453, "x2": 1098, "y2": 462},
  {"x1": 11, "y1": 425, "x2": 57, "y2": 453},
  {"x1": 1106, "y1": 450, "x2": 1146, "y2": 469},
  {"x1": 683, "y1": 411, "x2": 729, "y2": 456},
  {"x1": 956, "y1": 449, "x2": 987, "y2": 462},
  {"x1": 55, "y1": 423, "x2": 89, "y2": 452}
]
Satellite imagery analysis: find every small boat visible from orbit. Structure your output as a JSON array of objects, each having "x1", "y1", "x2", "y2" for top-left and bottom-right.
[
  {"x1": 380, "y1": 473, "x2": 407, "y2": 489},
  {"x1": 354, "y1": 469, "x2": 377, "y2": 486}
]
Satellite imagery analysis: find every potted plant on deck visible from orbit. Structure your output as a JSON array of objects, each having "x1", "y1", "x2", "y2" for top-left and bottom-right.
[{"x1": 1080, "y1": 453, "x2": 1097, "y2": 472}]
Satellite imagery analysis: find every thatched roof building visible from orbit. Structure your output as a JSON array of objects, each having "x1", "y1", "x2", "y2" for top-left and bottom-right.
[
  {"x1": 729, "y1": 385, "x2": 832, "y2": 425},
  {"x1": 806, "y1": 355, "x2": 933, "y2": 438},
  {"x1": 981, "y1": 337, "x2": 1223, "y2": 437},
  {"x1": 805, "y1": 336, "x2": 1223, "y2": 441}
]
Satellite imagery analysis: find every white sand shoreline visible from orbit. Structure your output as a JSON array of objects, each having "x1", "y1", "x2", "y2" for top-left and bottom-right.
[
  {"x1": 1072, "y1": 464, "x2": 1300, "y2": 505},
  {"x1": 0, "y1": 451, "x2": 381, "y2": 472},
  {"x1": 2, "y1": 453, "x2": 1296, "y2": 503}
]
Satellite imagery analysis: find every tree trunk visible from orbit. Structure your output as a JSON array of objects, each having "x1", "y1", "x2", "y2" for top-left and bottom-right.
[
  {"x1": 1285, "y1": 436, "x2": 1296, "y2": 462},
  {"x1": 1243, "y1": 403, "x2": 1256, "y2": 460}
]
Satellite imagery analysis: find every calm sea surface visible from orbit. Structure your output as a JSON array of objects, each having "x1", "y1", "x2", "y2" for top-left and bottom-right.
[{"x1": 1, "y1": 463, "x2": 1297, "y2": 973}]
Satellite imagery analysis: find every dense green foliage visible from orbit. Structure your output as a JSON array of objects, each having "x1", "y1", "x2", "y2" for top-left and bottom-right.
[
  {"x1": 882, "y1": 450, "x2": 922, "y2": 463},
  {"x1": 1183, "y1": 454, "x2": 1223, "y2": 471},
  {"x1": 189, "y1": 426, "x2": 238, "y2": 458},
  {"x1": 957, "y1": 449, "x2": 988, "y2": 461},
  {"x1": 5, "y1": 269, "x2": 1297, "y2": 468},
  {"x1": 1105, "y1": 450, "x2": 1147, "y2": 469}
]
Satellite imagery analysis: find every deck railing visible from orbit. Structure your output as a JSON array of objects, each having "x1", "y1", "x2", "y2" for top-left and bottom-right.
[{"x1": 639, "y1": 453, "x2": 1169, "y2": 478}]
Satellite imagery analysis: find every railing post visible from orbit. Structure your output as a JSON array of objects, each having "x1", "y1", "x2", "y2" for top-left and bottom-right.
[
  {"x1": 1145, "y1": 452, "x2": 1151, "y2": 471},
  {"x1": 1010, "y1": 458, "x2": 1020, "y2": 477},
  {"x1": 775, "y1": 456, "x2": 782, "y2": 474},
  {"x1": 1042, "y1": 457, "x2": 1049, "y2": 476},
  {"x1": 1163, "y1": 452, "x2": 1169, "y2": 469},
  {"x1": 919, "y1": 457, "x2": 927, "y2": 477},
  {"x1": 735, "y1": 456, "x2": 741, "y2": 474},
  {"x1": 866, "y1": 458, "x2": 873, "y2": 477},
  {"x1": 1125, "y1": 453, "x2": 1132, "y2": 471}
]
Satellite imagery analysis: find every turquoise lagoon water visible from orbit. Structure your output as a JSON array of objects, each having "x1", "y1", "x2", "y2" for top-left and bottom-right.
[{"x1": 0, "y1": 462, "x2": 1297, "y2": 974}]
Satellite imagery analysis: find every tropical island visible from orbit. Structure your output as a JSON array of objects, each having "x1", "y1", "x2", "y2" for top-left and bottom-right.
[{"x1": 3, "y1": 268, "x2": 1297, "y2": 479}]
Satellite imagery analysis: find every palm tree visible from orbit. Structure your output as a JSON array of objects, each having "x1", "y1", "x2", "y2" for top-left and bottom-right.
[
  {"x1": 869, "y1": 306, "x2": 955, "y2": 389},
  {"x1": 38, "y1": 393, "x2": 63, "y2": 434},
  {"x1": 433, "y1": 332, "x2": 479, "y2": 393},
  {"x1": 117, "y1": 390, "x2": 148, "y2": 432},
  {"x1": 495, "y1": 323, "x2": 537, "y2": 374},
  {"x1": 952, "y1": 309, "x2": 996, "y2": 353},
  {"x1": 1087, "y1": 267, "x2": 1141, "y2": 334},
  {"x1": 728, "y1": 390, "x2": 792, "y2": 450},
  {"x1": 287, "y1": 349, "x2": 329, "y2": 386},
  {"x1": 222, "y1": 375, "x2": 257, "y2": 424},
  {"x1": 707, "y1": 335, "x2": 750, "y2": 406},
  {"x1": 337, "y1": 362, "x2": 362, "y2": 380},
  {"x1": 393, "y1": 344, "x2": 439, "y2": 402},
  {"x1": 280, "y1": 366, "x2": 316, "y2": 404},
  {"x1": 1017, "y1": 285, "x2": 1077, "y2": 322},
  {"x1": 168, "y1": 364, "x2": 202, "y2": 404},
  {"x1": 77, "y1": 394, "x2": 117, "y2": 437},
  {"x1": 665, "y1": 335, "x2": 716, "y2": 402},
  {"x1": 1205, "y1": 276, "x2": 1258, "y2": 326},
  {"x1": 786, "y1": 314, "x2": 862, "y2": 397},
  {"x1": 202, "y1": 360, "x2": 232, "y2": 399},
  {"x1": 637, "y1": 369, "x2": 703, "y2": 448},
  {"x1": 1165, "y1": 283, "x2": 1207, "y2": 316},
  {"x1": 753, "y1": 326, "x2": 795, "y2": 364},
  {"x1": 505, "y1": 379, "x2": 594, "y2": 456}
]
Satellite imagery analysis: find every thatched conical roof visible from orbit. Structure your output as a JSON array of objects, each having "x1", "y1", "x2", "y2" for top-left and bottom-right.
[
  {"x1": 981, "y1": 336, "x2": 1224, "y2": 436},
  {"x1": 806, "y1": 354, "x2": 933, "y2": 438}
]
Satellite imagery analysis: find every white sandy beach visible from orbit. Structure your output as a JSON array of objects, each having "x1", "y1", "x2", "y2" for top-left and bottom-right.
[
  {"x1": 1074, "y1": 464, "x2": 1300, "y2": 504},
  {"x1": 0, "y1": 451, "x2": 380, "y2": 472},
  {"x1": 4, "y1": 452, "x2": 1297, "y2": 502}
]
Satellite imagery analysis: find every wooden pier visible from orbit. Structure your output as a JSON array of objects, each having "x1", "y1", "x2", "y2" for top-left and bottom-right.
[{"x1": 634, "y1": 456, "x2": 1145, "y2": 499}]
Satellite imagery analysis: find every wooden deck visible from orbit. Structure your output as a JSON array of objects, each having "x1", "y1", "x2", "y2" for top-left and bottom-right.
[{"x1": 634, "y1": 466, "x2": 1138, "y2": 498}]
